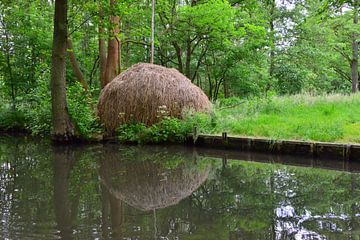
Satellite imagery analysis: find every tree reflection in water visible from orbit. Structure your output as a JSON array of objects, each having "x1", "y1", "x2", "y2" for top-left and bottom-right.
[
  {"x1": 1, "y1": 136, "x2": 360, "y2": 239},
  {"x1": 98, "y1": 145, "x2": 212, "y2": 239}
]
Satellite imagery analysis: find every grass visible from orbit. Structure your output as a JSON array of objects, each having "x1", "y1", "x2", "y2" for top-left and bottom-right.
[
  {"x1": 206, "y1": 93, "x2": 360, "y2": 144},
  {"x1": 2, "y1": 92, "x2": 360, "y2": 144}
]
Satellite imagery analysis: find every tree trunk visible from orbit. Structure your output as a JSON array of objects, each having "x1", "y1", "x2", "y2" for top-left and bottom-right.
[
  {"x1": 103, "y1": 0, "x2": 120, "y2": 87},
  {"x1": 124, "y1": 26, "x2": 130, "y2": 69},
  {"x1": 1, "y1": 20, "x2": 16, "y2": 110},
  {"x1": 185, "y1": 39, "x2": 191, "y2": 79},
  {"x1": 4, "y1": 33, "x2": 16, "y2": 110},
  {"x1": 50, "y1": 0, "x2": 75, "y2": 141},
  {"x1": 223, "y1": 77, "x2": 229, "y2": 98},
  {"x1": 173, "y1": 42, "x2": 183, "y2": 73},
  {"x1": 67, "y1": 38, "x2": 89, "y2": 91},
  {"x1": 267, "y1": 0, "x2": 276, "y2": 93},
  {"x1": 151, "y1": 0, "x2": 155, "y2": 64},
  {"x1": 207, "y1": 72, "x2": 213, "y2": 100},
  {"x1": 352, "y1": 0, "x2": 359, "y2": 93},
  {"x1": 98, "y1": 3, "x2": 107, "y2": 88}
]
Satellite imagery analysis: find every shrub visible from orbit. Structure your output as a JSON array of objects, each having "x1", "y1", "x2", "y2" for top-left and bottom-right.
[
  {"x1": 67, "y1": 83, "x2": 103, "y2": 139},
  {"x1": 23, "y1": 81, "x2": 103, "y2": 138},
  {"x1": 116, "y1": 112, "x2": 213, "y2": 144},
  {"x1": 23, "y1": 80, "x2": 52, "y2": 135},
  {"x1": 0, "y1": 109, "x2": 26, "y2": 131}
]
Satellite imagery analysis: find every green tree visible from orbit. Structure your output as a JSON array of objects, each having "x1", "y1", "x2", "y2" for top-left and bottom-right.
[{"x1": 50, "y1": 0, "x2": 75, "y2": 140}]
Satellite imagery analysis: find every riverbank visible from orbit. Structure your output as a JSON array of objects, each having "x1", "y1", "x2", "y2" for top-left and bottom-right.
[
  {"x1": 206, "y1": 93, "x2": 360, "y2": 144},
  {"x1": 2, "y1": 93, "x2": 360, "y2": 146},
  {"x1": 190, "y1": 134, "x2": 360, "y2": 160}
]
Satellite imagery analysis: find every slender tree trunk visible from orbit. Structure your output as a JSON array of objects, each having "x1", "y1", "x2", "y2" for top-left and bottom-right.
[
  {"x1": 50, "y1": 0, "x2": 75, "y2": 141},
  {"x1": 207, "y1": 72, "x2": 213, "y2": 100},
  {"x1": 1, "y1": 21, "x2": 16, "y2": 110},
  {"x1": 267, "y1": 0, "x2": 276, "y2": 92},
  {"x1": 103, "y1": 0, "x2": 120, "y2": 86},
  {"x1": 191, "y1": 46, "x2": 208, "y2": 82},
  {"x1": 185, "y1": 40, "x2": 191, "y2": 79},
  {"x1": 173, "y1": 42, "x2": 183, "y2": 73},
  {"x1": 67, "y1": 39, "x2": 89, "y2": 91},
  {"x1": 151, "y1": 0, "x2": 155, "y2": 64},
  {"x1": 352, "y1": 0, "x2": 359, "y2": 93},
  {"x1": 223, "y1": 78, "x2": 229, "y2": 98},
  {"x1": 118, "y1": 37, "x2": 122, "y2": 73},
  {"x1": 124, "y1": 21, "x2": 131, "y2": 69},
  {"x1": 99, "y1": 3, "x2": 107, "y2": 88}
]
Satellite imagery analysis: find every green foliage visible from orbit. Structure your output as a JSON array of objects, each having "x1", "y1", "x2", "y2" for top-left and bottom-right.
[
  {"x1": 116, "y1": 113, "x2": 212, "y2": 144},
  {"x1": 23, "y1": 79, "x2": 52, "y2": 135},
  {"x1": 116, "y1": 118, "x2": 190, "y2": 144},
  {"x1": 116, "y1": 93, "x2": 360, "y2": 144},
  {"x1": 210, "y1": 93, "x2": 360, "y2": 143},
  {"x1": 4, "y1": 80, "x2": 102, "y2": 138},
  {"x1": 0, "y1": 109, "x2": 26, "y2": 131},
  {"x1": 67, "y1": 83, "x2": 103, "y2": 139},
  {"x1": 0, "y1": 1, "x2": 53, "y2": 108},
  {"x1": 116, "y1": 122, "x2": 148, "y2": 143},
  {"x1": 1, "y1": 0, "x2": 360, "y2": 141}
]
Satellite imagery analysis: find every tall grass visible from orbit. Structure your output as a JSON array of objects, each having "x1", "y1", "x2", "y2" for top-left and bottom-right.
[{"x1": 208, "y1": 93, "x2": 360, "y2": 143}]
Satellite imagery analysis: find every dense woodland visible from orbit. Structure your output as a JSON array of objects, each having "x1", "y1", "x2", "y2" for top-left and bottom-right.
[{"x1": 1, "y1": 0, "x2": 360, "y2": 139}]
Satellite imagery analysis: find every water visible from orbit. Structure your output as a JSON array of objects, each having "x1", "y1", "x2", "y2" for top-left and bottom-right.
[{"x1": 1, "y1": 136, "x2": 360, "y2": 240}]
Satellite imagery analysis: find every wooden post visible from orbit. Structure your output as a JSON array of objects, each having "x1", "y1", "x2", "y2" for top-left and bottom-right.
[
  {"x1": 222, "y1": 132, "x2": 228, "y2": 149},
  {"x1": 345, "y1": 144, "x2": 351, "y2": 161},
  {"x1": 222, "y1": 132, "x2": 228, "y2": 141},
  {"x1": 192, "y1": 126, "x2": 198, "y2": 144},
  {"x1": 222, "y1": 155, "x2": 228, "y2": 168}
]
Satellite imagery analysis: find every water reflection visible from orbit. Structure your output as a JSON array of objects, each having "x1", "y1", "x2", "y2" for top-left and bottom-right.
[
  {"x1": 53, "y1": 146, "x2": 82, "y2": 240},
  {"x1": 1, "y1": 136, "x2": 360, "y2": 239},
  {"x1": 99, "y1": 145, "x2": 210, "y2": 211},
  {"x1": 98, "y1": 145, "x2": 211, "y2": 239}
]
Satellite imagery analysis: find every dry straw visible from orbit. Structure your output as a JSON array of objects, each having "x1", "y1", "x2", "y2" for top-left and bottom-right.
[{"x1": 98, "y1": 63, "x2": 212, "y2": 132}]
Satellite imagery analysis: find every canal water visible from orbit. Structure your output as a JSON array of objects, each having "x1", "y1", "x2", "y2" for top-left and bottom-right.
[{"x1": 1, "y1": 136, "x2": 360, "y2": 240}]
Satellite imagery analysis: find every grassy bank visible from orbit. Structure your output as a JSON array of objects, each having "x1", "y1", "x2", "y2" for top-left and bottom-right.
[
  {"x1": 2, "y1": 93, "x2": 360, "y2": 144},
  {"x1": 207, "y1": 93, "x2": 360, "y2": 143}
]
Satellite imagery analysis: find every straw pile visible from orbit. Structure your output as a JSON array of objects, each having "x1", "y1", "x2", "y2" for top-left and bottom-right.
[
  {"x1": 97, "y1": 63, "x2": 211, "y2": 132},
  {"x1": 99, "y1": 145, "x2": 211, "y2": 211}
]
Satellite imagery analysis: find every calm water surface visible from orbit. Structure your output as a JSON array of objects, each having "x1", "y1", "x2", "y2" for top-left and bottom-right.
[{"x1": 1, "y1": 136, "x2": 360, "y2": 240}]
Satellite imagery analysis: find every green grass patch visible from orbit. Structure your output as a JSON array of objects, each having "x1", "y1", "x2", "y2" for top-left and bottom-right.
[
  {"x1": 116, "y1": 93, "x2": 360, "y2": 144},
  {"x1": 209, "y1": 93, "x2": 360, "y2": 143}
]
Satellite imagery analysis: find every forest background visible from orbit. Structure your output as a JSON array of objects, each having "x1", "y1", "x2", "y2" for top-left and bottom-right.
[{"x1": 1, "y1": 0, "x2": 359, "y2": 142}]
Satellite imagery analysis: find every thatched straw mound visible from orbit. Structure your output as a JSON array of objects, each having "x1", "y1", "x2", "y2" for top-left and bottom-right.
[
  {"x1": 98, "y1": 63, "x2": 212, "y2": 132},
  {"x1": 99, "y1": 145, "x2": 211, "y2": 211}
]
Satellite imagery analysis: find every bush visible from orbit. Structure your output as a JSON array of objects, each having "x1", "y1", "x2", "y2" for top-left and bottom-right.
[
  {"x1": 116, "y1": 113, "x2": 213, "y2": 144},
  {"x1": 67, "y1": 83, "x2": 103, "y2": 139},
  {"x1": 116, "y1": 123, "x2": 148, "y2": 143},
  {"x1": 23, "y1": 80, "x2": 52, "y2": 135},
  {"x1": 0, "y1": 109, "x2": 26, "y2": 131},
  {"x1": 23, "y1": 81, "x2": 102, "y2": 138}
]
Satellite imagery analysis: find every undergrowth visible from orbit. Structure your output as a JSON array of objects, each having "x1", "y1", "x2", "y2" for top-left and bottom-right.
[
  {"x1": 0, "y1": 82, "x2": 102, "y2": 139},
  {"x1": 2, "y1": 92, "x2": 360, "y2": 144},
  {"x1": 116, "y1": 113, "x2": 212, "y2": 144}
]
